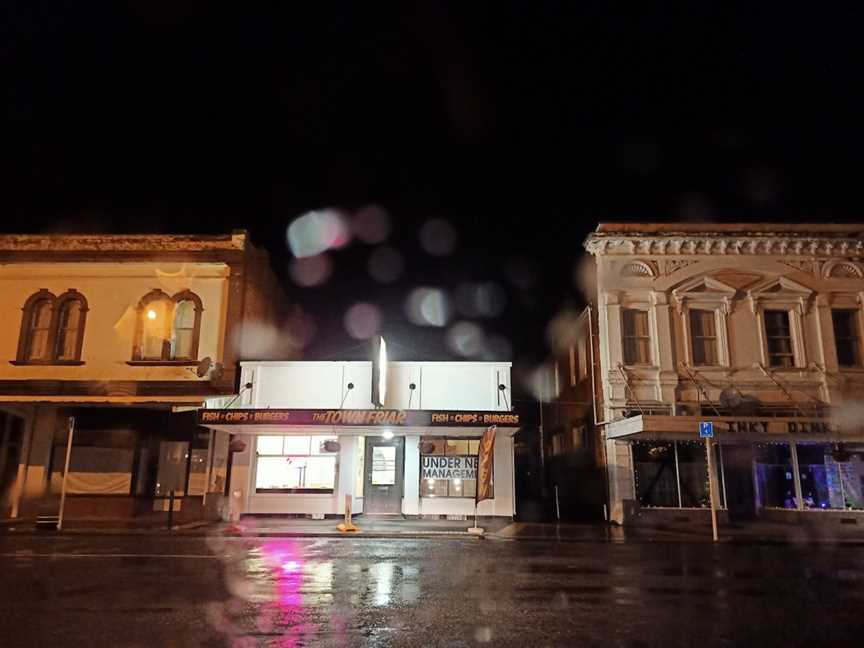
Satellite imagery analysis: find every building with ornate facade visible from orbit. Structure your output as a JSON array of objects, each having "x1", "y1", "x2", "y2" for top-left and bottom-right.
[{"x1": 555, "y1": 224, "x2": 864, "y2": 530}]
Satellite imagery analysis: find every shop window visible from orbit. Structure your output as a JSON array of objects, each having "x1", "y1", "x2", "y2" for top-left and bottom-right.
[
  {"x1": 622, "y1": 309, "x2": 651, "y2": 365},
  {"x1": 255, "y1": 435, "x2": 337, "y2": 493},
  {"x1": 186, "y1": 448, "x2": 209, "y2": 496},
  {"x1": 763, "y1": 310, "x2": 794, "y2": 368},
  {"x1": 796, "y1": 443, "x2": 864, "y2": 510},
  {"x1": 755, "y1": 442, "x2": 795, "y2": 508},
  {"x1": 420, "y1": 437, "x2": 486, "y2": 498},
  {"x1": 132, "y1": 289, "x2": 202, "y2": 362},
  {"x1": 50, "y1": 446, "x2": 135, "y2": 495},
  {"x1": 633, "y1": 440, "x2": 725, "y2": 509},
  {"x1": 832, "y1": 310, "x2": 860, "y2": 367},
  {"x1": 155, "y1": 441, "x2": 190, "y2": 497},
  {"x1": 633, "y1": 442, "x2": 678, "y2": 507},
  {"x1": 16, "y1": 289, "x2": 88, "y2": 364},
  {"x1": 689, "y1": 310, "x2": 718, "y2": 366}
]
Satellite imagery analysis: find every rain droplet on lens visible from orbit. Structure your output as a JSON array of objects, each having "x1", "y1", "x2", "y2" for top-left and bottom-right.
[
  {"x1": 352, "y1": 204, "x2": 391, "y2": 244},
  {"x1": 288, "y1": 254, "x2": 332, "y2": 287},
  {"x1": 368, "y1": 246, "x2": 405, "y2": 284},
  {"x1": 344, "y1": 302, "x2": 382, "y2": 340},
  {"x1": 419, "y1": 218, "x2": 457, "y2": 256},
  {"x1": 405, "y1": 287, "x2": 450, "y2": 327}
]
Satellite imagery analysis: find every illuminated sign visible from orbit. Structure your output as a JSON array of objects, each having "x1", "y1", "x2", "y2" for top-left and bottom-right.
[{"x1": 198, "y1": 408, "x2": 521, "y2": 428}]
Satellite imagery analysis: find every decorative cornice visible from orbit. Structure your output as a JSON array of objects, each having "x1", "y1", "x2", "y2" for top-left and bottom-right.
[{"x1": 585, "y1": 235, "x2": 864, "y2": 258}]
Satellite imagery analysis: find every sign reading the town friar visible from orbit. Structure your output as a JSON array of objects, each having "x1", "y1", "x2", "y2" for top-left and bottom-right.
[
  {"x1": 198, "y1": 408, "x2": 520, "y2": 428},
  {"x1": 421, "y1": 455, "x2": 478, "y2": 480}
]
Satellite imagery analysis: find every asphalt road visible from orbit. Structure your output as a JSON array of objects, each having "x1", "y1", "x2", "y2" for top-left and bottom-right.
[{"x1": 0, "y1": 533, "x2": 862, "y2": 647}]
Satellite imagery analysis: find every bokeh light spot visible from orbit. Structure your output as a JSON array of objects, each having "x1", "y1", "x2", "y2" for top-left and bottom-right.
[
  {"x1": 351, "y1": 204, "x2": 391, "y2": 244},
  {"x1": 419, "y1": 218, "x2": 457, "y2": 256},
  {"x1": 368, "y1": 246, "x2": 405, "y2": 284},
  {"x1": 455, "y1": 282, "x2": 507, "y2": 318},
  {"x1": 288, "y1": 254, "x2": 332, "y2": 287},
  {"x1": 287, "y1": 208, "x2": 350, "y2": 258},
  {"x1": 405, "y1": 287, "x2": 450, "y2": 327},
  {"x1": 344, "y1": 303, "x2": 382, "y2": 340},
  {"x1": 446, "y1": 321, "x2": 485, "y2": 357}
]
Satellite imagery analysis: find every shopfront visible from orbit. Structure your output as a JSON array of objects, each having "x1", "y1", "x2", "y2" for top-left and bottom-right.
[
  {"x1": 198, "y1": 360, "x2": 520, "y2": 519},
  {"x1": 605, "y1": 414, "x2": 864, "y2": 527}
]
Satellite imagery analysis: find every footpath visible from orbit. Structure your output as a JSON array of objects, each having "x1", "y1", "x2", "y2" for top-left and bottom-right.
[{"x1": 2, "y1": 516, "x2": 863, "y2": 545}]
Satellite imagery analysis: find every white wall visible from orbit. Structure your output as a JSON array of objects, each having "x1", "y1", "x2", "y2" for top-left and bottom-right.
[
  {"x1": 230, "y1": 431, "x2": 516, "y2": 518},
  {"x1": 242, "y1": 361, "x2": 513, "y2": 411}
]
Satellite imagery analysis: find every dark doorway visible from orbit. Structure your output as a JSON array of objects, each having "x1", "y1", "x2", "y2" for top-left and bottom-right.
[
  {"x1": 720, "y1": 444, "x2": 756, "y2": 521},
  {"x1": 363, "y1": 436, "x2": 404, "y2": 515}
]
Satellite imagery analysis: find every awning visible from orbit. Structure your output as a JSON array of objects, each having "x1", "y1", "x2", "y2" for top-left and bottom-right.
[
  {"x1": 605, "y1": 414, "x2": 864, "y2": 443},
  {"x1": 196, "y1": 407, "x2": 522, "y2": 437}
]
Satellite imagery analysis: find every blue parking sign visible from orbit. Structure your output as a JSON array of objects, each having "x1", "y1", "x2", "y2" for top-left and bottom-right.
[{"x1": 699, "y1": 421, "x2": 714, "y2": 438}]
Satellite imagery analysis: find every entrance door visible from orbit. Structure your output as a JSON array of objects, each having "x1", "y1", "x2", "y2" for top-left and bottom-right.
[
  {"x1": 721, "y1": 444, "x2": 757, "y2": 521},
  {"x1": 363, "y1": 436, "x2": 404, "y2": 515}
]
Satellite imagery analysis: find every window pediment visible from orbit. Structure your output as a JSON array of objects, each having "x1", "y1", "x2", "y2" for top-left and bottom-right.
[
  {"x1": 672, "y1": 275, "x2": 738, "y2": 314},
  {"x1": 747, "y1": 276, "x2": 813, "y2": 314}
]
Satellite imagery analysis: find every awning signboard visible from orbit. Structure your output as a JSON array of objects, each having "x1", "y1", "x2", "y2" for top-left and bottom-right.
[{"x1": 198, "y1": 408, "x2": 520, "y2": 428}]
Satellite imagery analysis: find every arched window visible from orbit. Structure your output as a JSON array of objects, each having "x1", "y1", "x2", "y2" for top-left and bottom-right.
[
  {"x1": 53, "y1": 291, "x2": 88, "y2": 361},
  {"x1": 132, "y1": 289, "x2": 203, "y2": 362},
  {"x1": 15, "y1": 289, "x2": 88, "y2": 364}
]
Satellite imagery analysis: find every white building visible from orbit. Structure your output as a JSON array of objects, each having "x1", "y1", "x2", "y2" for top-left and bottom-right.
[
  {"x1": 198, "y1": 360, "x2": 519, "y2": 520},
  {"x1": 581, "y1": 223, "x2": 864, "y2": 529}
]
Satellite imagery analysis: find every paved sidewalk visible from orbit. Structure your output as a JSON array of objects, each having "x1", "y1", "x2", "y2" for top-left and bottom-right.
[
  {"x1": 497, "y1": 521, "x2": 864, "y2": 545},
  {"x1": 222, "y1": 516, "x2": 512, "y2": 538},
  {"x1": 4, "y1": 515, "x2": 864, "y2": 544}
]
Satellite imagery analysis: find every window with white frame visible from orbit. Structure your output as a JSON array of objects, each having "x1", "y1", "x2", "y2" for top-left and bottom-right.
[
  {"x1": 255, "y1": 436, "x2": 338, "y2": 493},
  {"x1": 622, "y1": 308, "x2": 651, "y2": 365},
  {"x1": 748, "y1": 276, "x2": 812, "y2": 369},
  {"x1": 689, "y1": 309, "x2": 718, "y2": 365}
]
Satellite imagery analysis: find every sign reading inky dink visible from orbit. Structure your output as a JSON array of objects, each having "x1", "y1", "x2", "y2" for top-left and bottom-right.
[
  {"x1": 420, "y1": 455, "x2": 478, "y2": 480},
  {"x1": 699, "y1": 421, "x2": 714, "y2": 438},
  {"x1": 197, "y1": 408, "x2": 521, "y2": 428}
]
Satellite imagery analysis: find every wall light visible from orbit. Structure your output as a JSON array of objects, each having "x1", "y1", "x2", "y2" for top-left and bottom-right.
[
  {"x1": 381, "y1": 429, "x2": 394, "y2": 440},
  {"x1": 147, "y1": 309, "x2": 158, "y2": 320}
]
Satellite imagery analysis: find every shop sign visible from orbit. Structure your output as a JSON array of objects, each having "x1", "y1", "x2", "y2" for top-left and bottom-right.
[
  {"x1": 421, "y1": 455, "x2": 478, "y2": 480},
  {"x1": 198, "y1": 408, "x2": 521, "y2": 428}
]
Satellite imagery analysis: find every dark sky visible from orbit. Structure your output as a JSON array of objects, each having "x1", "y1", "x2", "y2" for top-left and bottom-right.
[{"x1": 3, "y1": 3, "x2": 862, "y2": 378}]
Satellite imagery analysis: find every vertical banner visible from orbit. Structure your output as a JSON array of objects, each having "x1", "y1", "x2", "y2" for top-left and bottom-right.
[{"x1": 476, "y1": 425, "x2": 497, "y2": 504}]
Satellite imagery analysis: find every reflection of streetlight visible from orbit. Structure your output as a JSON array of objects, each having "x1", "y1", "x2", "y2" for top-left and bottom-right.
[{"x1": 147, "y1": 309, "x2": 157, "y2": 320}]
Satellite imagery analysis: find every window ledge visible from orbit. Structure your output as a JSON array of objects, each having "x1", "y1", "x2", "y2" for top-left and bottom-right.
[
  {"x1": 9, "y1": 360, "x2": 85, "y2": 366},
  {"x1": 126, "y1": 360, "x2": 199, "y2": 366}
]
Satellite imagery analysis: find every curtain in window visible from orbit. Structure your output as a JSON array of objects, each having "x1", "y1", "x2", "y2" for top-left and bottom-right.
[
  {"x1": 171, "y1": 299, "x2": 196, "y2": 359},
  {"x1": 54, "y1": 299, "x2": 83, "y2": 360},
  {"x1": 26, "y1": 299, "x2": 53, "y2": 360}
]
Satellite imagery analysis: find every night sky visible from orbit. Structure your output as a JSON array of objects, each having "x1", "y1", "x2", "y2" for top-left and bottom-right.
[{"x1": 3, "y1": 3, "x2": 862, "y2": 382}]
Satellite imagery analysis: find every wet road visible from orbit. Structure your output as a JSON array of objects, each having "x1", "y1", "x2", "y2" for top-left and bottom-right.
[{"x1": 0, "y1": 534, "x2": 862, "y2": 647}]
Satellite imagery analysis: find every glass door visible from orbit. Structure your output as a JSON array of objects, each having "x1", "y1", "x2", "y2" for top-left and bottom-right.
[{"x1": 364, "y1": 436, "x2": 404, "y2": 514}]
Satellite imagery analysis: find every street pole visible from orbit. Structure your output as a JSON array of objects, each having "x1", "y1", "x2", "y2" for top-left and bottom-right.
[
  {"x1": 705, "y1": 438, "x2": 719, "y2": 543},
  {"x1": 57, "y1": 416, "x2": 75, "y2": 531}
]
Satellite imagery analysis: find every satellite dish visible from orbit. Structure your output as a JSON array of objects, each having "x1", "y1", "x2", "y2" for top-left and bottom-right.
[
  {"x1": 195, "y1": 357, "x2": 212, "y2": 378},
  {"x1": 719, "y1": 388, "x2": 742, "y2": 411}
]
